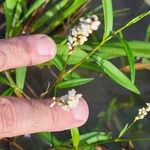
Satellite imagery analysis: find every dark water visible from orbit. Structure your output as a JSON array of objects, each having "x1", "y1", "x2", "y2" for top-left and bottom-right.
[{"x1": 0, "y1": 0, "x2": 150, "y2": 150}]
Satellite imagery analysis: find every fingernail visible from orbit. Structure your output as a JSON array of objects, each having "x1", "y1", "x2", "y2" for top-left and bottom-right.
[
  {"x1": 36, "y1": 36, "x2": 56, "y2": 57},
  {"x1": 73, "y1": 109, "x2": 84, "y2": 121},
  {"x1": 72, "y1": 99, "x2": 89, "y2": 123}
]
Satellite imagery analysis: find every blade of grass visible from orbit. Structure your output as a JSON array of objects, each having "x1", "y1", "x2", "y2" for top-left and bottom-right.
[
  {"x1": 4, "y1": 0, "x2": 18, "y2": 37},
  {"x1": 93, "y1": 55, "x2": 140, "y2": 94},
  {"x1": 10, "y1": 0, "x2": 24, "y2": 36},
  {"x1": 118, "y1": 37, "x2": 135, "y2": 83},
  {"x1": 42, "y1": 0, "x2": 87, "y2": 33},
  {"x1": 19, "y1": 0, "x2": 45, "y2": 24},
  {"x1": 5, "y1": 71, "x2": 24, "y2": 98},
  {"x1": 30, "y1": 0, "x2": 69, "y2": 32},
  {"x1": 0, "y1": 76, "x2": 10, "y2": 85},
  {"x1": 16, "y1": 67, "x2": 27, "y2": 90},
  {"x1": 71, "y1": 128, "x2": 80, "y2": 150},
  {"x1": 102, "y1": 0, "x2": 113, "y2": 39},
  {"x1": 2, "y1": 87, "x2": 14, "y2": 96},
  {"x1": 146, "y1": 24, "x2": 150, "y2": 41}
]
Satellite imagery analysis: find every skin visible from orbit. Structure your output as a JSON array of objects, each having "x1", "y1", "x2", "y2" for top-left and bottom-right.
[{"x1": 0, "y1": 34, "x2": 89, "y2": 139}]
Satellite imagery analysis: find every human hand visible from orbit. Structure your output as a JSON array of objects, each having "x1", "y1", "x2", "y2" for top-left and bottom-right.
[{"x1": 0, "y1": 34, "x2": 89, "y2": 139}]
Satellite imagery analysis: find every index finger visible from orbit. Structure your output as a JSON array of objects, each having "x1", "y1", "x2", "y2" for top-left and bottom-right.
[{"x1": 0, "y1": 34, "x2": 56, "y2": 71}]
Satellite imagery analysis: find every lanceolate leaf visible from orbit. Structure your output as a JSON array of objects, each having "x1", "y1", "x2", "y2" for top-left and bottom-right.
[
  {"x1": 57, "y1": 45, "x2": 88, "y2": 64},
  {"x1": 81, "y1": 62, "x2": 104, "y2": 73},
  {"x1": 2, "y1": 87, "x2": 14, "y2": 96},
  {"x1": 146, "y1": 24, "x2": 150, "y2": 41},
  {"x1": 86, "y1": 132, "x2": 111, "y2": 144},
  {"x1": 42, "y1": 0, "x2": 86, "y2": 33},
  {"x1": 16, "y1": 67, "x2": 27, "y2": 90},
  {"x1": 37, "y1": 132, "x2": 60, "y2": 147},
  {"x1": 57, "y1": 78, "x2": 94, "y2": 89},
  {"x1": 30, "y1": 0, "x2": 69, "y2": 32},
  {"x1": 19, "y1": 0, "x2": 45, "y2": 23},
  {"x1": 98, "y1": 41, "x2": 150, "y2": 59},
  {"x1": 118, "y1": 123, "x2": 129, "y2": 138},
  {"x1": 52, "y1": 56, "x2": 64, "y2": 71},
  {"x1": 4, "y1": 0, "x2": 18, "y2": 37},
  {"x1": 102, "y1": 0, "x2": 113, "y2": 39},
  {"x1": 71, "y1": 128, "x2": 80, "y2": 149},
  {"x1": 119, "y1": 37, "x2": 135, "y2": 83},
  {"x1": 0, "y1": 76, "x2": 10, "y2": 85},
  {"x1": 93, "y1": 55, "x2": 140, "y2": 94}
]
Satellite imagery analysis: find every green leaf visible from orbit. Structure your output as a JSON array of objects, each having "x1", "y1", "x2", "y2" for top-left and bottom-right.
[
  {"x1": 64, "y1": 72, "x2": 81, "y2": 80},
  {"x1": 98, "y1": 41, "x2": 150, "y2": 59},
  {"x1": 57, "y1": 78, "x2": 94, "y2": 89},
  {"x1": 37, "y1": 132, "x2": 53, "y2": 146},
  {"x1": 37, "y1": 132, "x2": 60, "y2": 147},
  {"x1": 9, "y1": 0, "x2": 24, "y2": 36},
  {"x1": 93, "y1": 55, "x2": 140, "y2": 94},
  {"x1": 16, "y1": 67, "x2": 27, "y2": 90},
  {"x1": 102, "y1": 0, "x2": 113, "y2": 39},
  {"x1": 118, "y1": 123, "x2": 129, "y2": 138},
  {"x1": 4, "y1": 0, "x2": 18, "y2": 37},
  {"x1": 52, "y1": 56, "x2": 64, "y2": 71},
  {"x1": 42, "y1": 0, "x2": 86, "y2": 33},
  {"x1": 86, "y1": 132, "x2": 111, "y2": 144},
  {"x1": 119, "y1": 37, "x2": 135, "y2": 83},
  {"x1": 2, "y1": 87, "x2": 14, "y2": 96},
  {"x1": 125, "y1": 10, "x2": 150, "y2": 27},
  {"x1": 71, "y1": 128, "x2": 80, "y2": 149},
  {"x1": 30, "y1": 0, "x2": 69, "y2": 32},
  {"x1": 81, "y1": 62, "x2": 104, "y2": 73},
  {"x1": 80, "y1": 132, "x2": 100, "y2": 142},
  {"x1": 19, "y1": 0, "x2": 45, "y2": 23},
  {"x1": 57, "y1": 45, "x2": 88, "y2": 64},
  {"x1": 146, "y1": 24, "x2": 150, "y2": 41},
  {"x1": 0, "y1": 76, "x2": 10, "y2": 85}
]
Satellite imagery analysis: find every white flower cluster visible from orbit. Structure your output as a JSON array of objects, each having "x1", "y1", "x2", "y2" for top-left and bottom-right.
[
  {"x1": 67, "y1": 15, "x2": 101, "y2": 52},
  {"x1": 50, "y1": 89, "x2": 82, "y2": 111},
  {"x1": 135, "y1": 103, "x2": 150, "y2": 121}
]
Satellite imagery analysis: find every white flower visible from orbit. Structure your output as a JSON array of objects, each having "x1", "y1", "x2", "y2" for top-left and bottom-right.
[
  {"x1": 67, "y1": 15, "x2": 101, "y2": 50},
  {"x1": 49, "y1": 89, "x2": 82, "y2": 111},
  {"x1": 60, "y1": 89, "x2": 82, "y2": 111},
  {"x1": 146, "y1": 103, "x2": 150, "y2": 107},
  {"x1": 134, "y1": 102, "x2": 150, "y2": 121},
  {"x1": 50, "y1": 101, "x2": 56, "y2": 108}
]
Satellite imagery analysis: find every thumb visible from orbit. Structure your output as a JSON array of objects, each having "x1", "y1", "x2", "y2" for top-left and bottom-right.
[
  {"x1": 0, "y1": 97, "x2": 89, "y2": 138},
  {"x1": 0, "y1": 34, "x2": 56, "y2": 71}
]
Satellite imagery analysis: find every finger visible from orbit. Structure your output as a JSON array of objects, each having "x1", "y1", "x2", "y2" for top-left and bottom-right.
[
  {"x1": 0, "y1": 34, "x2": 56, "y2": 71},
  {"x1": 0, "y1": 97, "x2": 89, "y2": 138}
]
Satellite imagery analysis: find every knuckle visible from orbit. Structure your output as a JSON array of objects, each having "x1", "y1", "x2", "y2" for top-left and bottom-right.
[{"x1": 0, "y1": 97, "x2": 17, "y2": 134}]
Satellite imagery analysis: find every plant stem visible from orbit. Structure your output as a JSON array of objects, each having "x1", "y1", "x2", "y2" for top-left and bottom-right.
[
  {"x1": 50, "y1": 10, "x2": 150, "y2": 91},
  {"x1": 4, "y1": 71, "x2": 29, "y2": 98},
  {"x1": 50, "y1": 54, "x2": 72, "y2": 96},
  {"x1": 62, "y1": 10, "x2": 150, "y2": 78},
  {"x1": 80, "y1": 137, "x2": 150, "y2": 147},
  {"x1": 117, "y1": 120, "x2": 136, "y2": 139}
]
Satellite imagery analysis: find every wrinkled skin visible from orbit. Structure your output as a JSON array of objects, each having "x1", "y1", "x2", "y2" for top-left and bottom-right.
[{"x1": 0, "y1": 34, "x2": 89, "y2": 139}]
